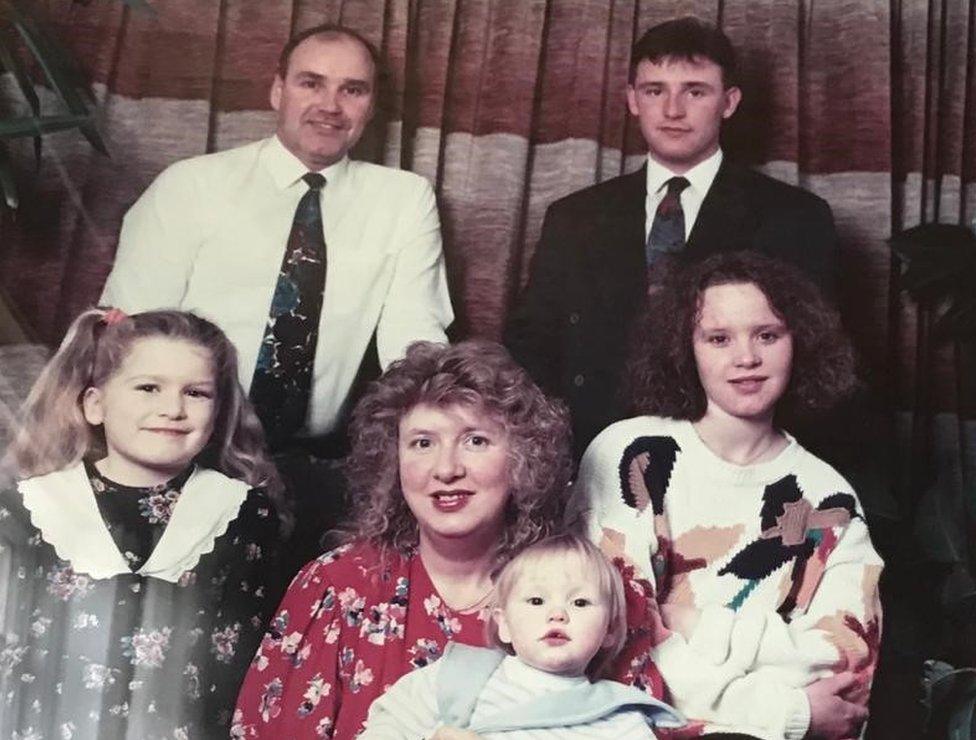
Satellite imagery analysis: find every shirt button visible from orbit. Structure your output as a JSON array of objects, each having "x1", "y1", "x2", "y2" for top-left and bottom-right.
[
  {"x1": 568, "y1": 312, "x2": 580, "y2": 325},
  {"x1": 573, "y1": 373, "x2": 585, "y2": 387}
]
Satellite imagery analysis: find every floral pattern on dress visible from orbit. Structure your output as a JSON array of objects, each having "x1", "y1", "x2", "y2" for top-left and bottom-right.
[
  {"x1": 137, "y1": 490, "x2": 181, "y2": 524},
  {"x1": 211, "y1": 622, "x2": 241, "y2": 664},
  {"x1": 46, "y1": 563, "x2": 95, "y2": 602},
  {"x1": 298, "y1": 673, "x2": 331, "y2": 717},
  {"x1": 423, "y1": 594, "x2": 463, "y2": 639},
  {"x1": 0, "y1": 467, "x2": 284, "y2": 740},
  {"x1": 407, "y1": 637, "x2": 442, "y2": 669},
  {"x1": 121, "y1": 627, "x2": 172, "y2": 668},
  {"x1": 233, "y1": 543, "x2": 489, "y2": 738}
]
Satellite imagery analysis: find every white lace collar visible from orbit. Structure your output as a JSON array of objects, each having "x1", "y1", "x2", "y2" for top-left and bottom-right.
[{"x1": 18, "y1": 463, "x2": 250, "y2": 583}]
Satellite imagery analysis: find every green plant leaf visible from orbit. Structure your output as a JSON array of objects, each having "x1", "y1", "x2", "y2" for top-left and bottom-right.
[
  {"x1": 0, "y1": 143, "x2": 19, "y2": 209},
  {"x1": 0, "y1": 28, "x2": 41, "y2": 116},
  {"x1": 947, "y1": 686, "x2": 976, "y2": 740},
  {"x1": 922, "y1": 660, "x2": 958, "y2": 716},
  {"x1": 0, "y1": 26, "x2": 45, "y2": 164},
  {"x1": 0, "y1": 113, "x2": 93, "y2": 138},
  {"x1": 7, "y1": 0, "x2": 97, "y2": 110},
  {"x1": 77, "y1": 118, "x2": 108, "y2": 155},
  {"x1": 889, "y1": 224, "x2": 976, "y2": 342}
]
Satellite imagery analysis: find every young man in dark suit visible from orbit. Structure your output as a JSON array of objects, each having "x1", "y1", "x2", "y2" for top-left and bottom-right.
[{"x1": 505, "y1": 17, "x2": 840, "y2": 457}]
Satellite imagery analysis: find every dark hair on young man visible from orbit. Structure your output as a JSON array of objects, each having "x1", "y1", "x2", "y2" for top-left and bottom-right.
[
  {"x1": 624, "y1": 251, "x2": 857, "y2": 426},
  {"x1": 276, "y1": 23, "x2": 381, "y2": 79},
  {"x1": 629, "y1": 16, "x2": 738, "y2": 88}
]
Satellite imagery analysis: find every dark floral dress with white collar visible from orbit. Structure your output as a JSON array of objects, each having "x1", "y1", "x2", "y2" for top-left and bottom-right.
[{"x1": 0, "y1": 461, "x2": 283, "y2": 740}]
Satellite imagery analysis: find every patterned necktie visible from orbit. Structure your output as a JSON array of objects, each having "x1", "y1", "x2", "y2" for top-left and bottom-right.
[
  {"x1": 646, "y1": 176, "x2": 690, "y2": 268},
  {"x1": 250, "y1": 172, "x2": 327, "y2": 448}
]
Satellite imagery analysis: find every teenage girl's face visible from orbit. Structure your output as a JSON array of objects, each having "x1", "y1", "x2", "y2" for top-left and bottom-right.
[
  {"x1": 692, "y1": 282, "x2": 794, "y2": 425},
  {"x1": 82, "y1": 337, "x2": 218, "y2": 487},
  {"x1": 495, "y1": 553, "x2": 614, "y2": 677}
]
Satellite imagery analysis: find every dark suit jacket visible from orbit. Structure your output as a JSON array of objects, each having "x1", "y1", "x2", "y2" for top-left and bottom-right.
[{"x1": 504, "y1": 159, "x2": 839, "y2": 458}]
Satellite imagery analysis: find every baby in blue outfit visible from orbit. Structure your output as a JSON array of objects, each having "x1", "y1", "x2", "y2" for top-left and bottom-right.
[{"x1": 361, "y1": 533, "x2": 683, "y2": 739}]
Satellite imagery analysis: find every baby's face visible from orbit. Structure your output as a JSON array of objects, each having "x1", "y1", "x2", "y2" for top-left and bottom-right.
[{"x1": 495, "y1": 554, "x2": 613, "y2": 677}]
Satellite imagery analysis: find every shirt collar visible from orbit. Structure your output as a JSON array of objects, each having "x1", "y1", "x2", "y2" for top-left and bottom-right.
[
  {"x1": 645, "y1": 147, "x2": 723, "y2": 197},
  {"x1": 501, "y1": 655, "x2": 589, "y2": 690},
  {"x1": 264, "y1": 134, "x2": 350, "y2": 190}
]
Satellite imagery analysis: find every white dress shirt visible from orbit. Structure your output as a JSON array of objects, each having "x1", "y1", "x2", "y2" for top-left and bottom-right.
[
  {"x1": 101, "y1": 136, "x2": 453, "y2": 436},
  {"x1": 643, "y1": 148, "x2": 723, "y2": 241}
]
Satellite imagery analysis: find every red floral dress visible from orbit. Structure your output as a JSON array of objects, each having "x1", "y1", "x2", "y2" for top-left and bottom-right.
[
  {"x1": 232, "y1": 542, "x2": 669, "y2": 738},
  {"x1": 232, "y1": 542, "x2": 489, "y2": 738}
]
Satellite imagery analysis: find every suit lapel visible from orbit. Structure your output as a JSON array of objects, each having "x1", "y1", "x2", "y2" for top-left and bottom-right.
[{"x1": 687, "y1": 159, "x2": 755, "y2": 258}]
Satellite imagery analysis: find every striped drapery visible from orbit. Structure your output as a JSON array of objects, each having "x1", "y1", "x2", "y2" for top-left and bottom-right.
[
  {"x1": 0, "y1": 1, "x2": 921, "y2": 345},
  {"x1": 3, "y1": 0, "x2": 975, "y2": 498},
  {"x1": 0, "y1": 0, "x2": 975, "y2": 733},
  {"x1": 0, "y1": 1, "x2": 972, "y2": 456}
]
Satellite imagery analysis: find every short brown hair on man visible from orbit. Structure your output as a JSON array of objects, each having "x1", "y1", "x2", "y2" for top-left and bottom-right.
[{"x1": 276, "y1": 23, "x2": 380, "y2": 79}]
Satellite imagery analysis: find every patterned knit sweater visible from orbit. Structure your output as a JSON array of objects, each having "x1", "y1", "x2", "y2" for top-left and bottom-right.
[{"x1": 574, "y1": 417, "x2": 883, "y2": 740}]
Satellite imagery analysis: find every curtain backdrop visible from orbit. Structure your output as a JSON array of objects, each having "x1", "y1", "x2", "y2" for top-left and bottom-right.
[{"x1": 1, "y1": 1, "x2": 975, "y2": 731}]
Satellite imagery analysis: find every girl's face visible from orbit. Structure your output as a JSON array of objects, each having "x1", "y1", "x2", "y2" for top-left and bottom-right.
[
  {"x1": 692, "y1": 281, "x2": 794, "y2": 425},
  {"x1": 495, "y1": 553, "x2": 614, "y2": 677},
  {"x1": 398, "y1": 402, "x2": 511, "y2": 550},
  {"x1": 82, "y1": 337, "x2": 218, "y2": 486}
]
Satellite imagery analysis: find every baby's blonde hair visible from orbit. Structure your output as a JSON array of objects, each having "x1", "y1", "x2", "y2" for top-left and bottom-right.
[{"x1": 486, "y1": 533, "x2": 627, "y2": 679}]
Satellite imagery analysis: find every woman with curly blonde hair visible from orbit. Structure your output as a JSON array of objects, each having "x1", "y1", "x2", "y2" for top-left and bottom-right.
[{"x1": 234, "y1": 340, "x2": 575, "y2": 738}]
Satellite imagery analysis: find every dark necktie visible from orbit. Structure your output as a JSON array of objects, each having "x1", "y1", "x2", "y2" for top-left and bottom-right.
[
  {"x1": 646, "y1": 176, "x2": 690, "y2": 268},
  {"x1": 250, "y1": 172, "x2": 327, "y2": 448}
]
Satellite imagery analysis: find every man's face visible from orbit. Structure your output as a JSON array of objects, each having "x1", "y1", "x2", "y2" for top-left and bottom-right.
[
  {"x1": 270, "y1": 34, "x2": 376, "y2": 171},
  {"x1": 626, "y1": 56, "x2": 741, "y2": 173}
]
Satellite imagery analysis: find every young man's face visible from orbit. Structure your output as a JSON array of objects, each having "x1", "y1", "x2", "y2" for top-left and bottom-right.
[
  {"x1": 270, "y1": 34, "x2": 376, "y2": 171},
  {"x1": 626, "y1": 55, "x2": 741, "y2": 173}
]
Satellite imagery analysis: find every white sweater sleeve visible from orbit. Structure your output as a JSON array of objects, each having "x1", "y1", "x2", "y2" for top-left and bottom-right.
[
  {"x1": 655, "y1": 518, "x2": 880, "y2": 738},
  {"x1": 577, "y1": 420, "x2": 882, "y2": 739},
  {"x1": 574, "y1": 427, "x2": 660, "y2": 577},
  {"x1": 359, "y1": 660, "x2": 441, "y2": 739}
]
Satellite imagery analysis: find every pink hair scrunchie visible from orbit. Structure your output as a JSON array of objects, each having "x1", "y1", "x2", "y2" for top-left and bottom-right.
[{"x1": 101, "y1": 308, "x2": 128, "y2": 326}]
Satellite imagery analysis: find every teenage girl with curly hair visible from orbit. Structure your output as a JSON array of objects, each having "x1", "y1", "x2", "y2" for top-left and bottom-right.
[{"x1": 576, "y1": 252, "x2": 883, "y2": 740}]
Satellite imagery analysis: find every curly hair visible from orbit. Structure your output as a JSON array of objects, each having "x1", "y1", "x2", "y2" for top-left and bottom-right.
[
  {"x1": 342, "y1": 340, "x2": 574, "y2": 567},
  {"x1": 624, "y1": 251, "x2": 857, "y2": 425},
  {"x1": 5, "y1": 308, "x2": 289, "y2": 532}
]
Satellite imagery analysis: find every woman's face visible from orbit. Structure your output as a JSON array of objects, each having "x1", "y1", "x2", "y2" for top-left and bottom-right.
[
  {"x1": 692, "y1": 281, "x2": 794, "y2": 424},
  {"x1": 398, "y1": 402, "x2": 511, "y2": 549}
]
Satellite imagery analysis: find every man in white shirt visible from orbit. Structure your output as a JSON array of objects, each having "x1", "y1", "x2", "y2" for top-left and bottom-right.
[
  {"x1": 504, "y1": 17, "x2": 839, "y2": 458},
  {"x1": 101, "y1": 24, "x2": 453, "y2": 561}
]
